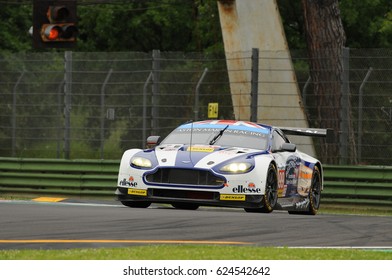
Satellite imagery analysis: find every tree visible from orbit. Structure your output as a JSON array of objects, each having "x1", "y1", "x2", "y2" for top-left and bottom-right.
[
  {"x1": 278, "y1": 0, "x2": 392, "y2": 49},
  {"x1": 340, "y1": 0, "x2": 392, "y2": 48},
  {"x1": 0, "y1": 1, "x2": 390, "y2": 52},
  {"x1": 76, "y1": 0, "x2": 223, "y2": 53},
  {"x1": 301, "y1": 0, "x2": 347, "y2": 164},
  {"x1": 0, "y1": 3, "x2": 32, "y2": 51},
  {"x1": 77, "y1": 1, "x2": 193, "y2": 51}
]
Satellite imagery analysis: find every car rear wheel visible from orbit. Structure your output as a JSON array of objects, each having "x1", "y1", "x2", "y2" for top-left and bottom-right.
[
  {"x1": 171, "y1": 203, "x2": 199, "y2": 210},
  {"x1": 244, "y1": 163, "x2": 278, "y2": 213},
  {"x1": 289, "y1": 165, "x2": 321, "y2": 215},
  {"x1": 121, "y1": 201, "x2": 151, "y2": 208},
  {"x1": 307, "y1": 165, "x2": 322, "y2": 215}
]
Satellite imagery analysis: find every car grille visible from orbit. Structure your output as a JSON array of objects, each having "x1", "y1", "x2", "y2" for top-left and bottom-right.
[{"x1": 145, "y1": 168, "x2": 224, "y2": 187}]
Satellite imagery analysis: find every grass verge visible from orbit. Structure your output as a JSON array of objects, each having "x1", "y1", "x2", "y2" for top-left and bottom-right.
[{"x1": 1, "y1": 245, "x2": 391, "y2": 260}]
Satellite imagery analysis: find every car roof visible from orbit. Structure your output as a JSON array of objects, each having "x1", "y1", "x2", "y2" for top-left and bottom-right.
[{"x1": 179, "y1": 120, "x2": 272, "y2": 135}]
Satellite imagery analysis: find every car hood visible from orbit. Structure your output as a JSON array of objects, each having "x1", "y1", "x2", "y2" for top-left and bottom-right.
[{"x1": 140, "y1": 144, "x2": 268, "y2": 169}]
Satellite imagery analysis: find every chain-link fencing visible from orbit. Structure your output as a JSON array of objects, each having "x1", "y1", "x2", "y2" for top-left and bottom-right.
[{"x1": 0, "y1": 49, "x2": 391, "y2": 165}]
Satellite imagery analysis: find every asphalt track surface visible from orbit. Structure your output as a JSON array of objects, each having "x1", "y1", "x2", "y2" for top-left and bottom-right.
[{"x1": 0, "y1": 199, "x2": 391, "y2": 250}]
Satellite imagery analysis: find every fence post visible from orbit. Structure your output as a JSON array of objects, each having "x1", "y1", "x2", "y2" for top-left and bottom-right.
[
  {"x1": 250, "y1": 48, "x2": 259, "y2": 122},
  {"x1": 64, "y1": 51, "x2": 72, "y2": 159},
  {"x1": 143, "y1": 72, "x2": 153, "y2": 146},
  {"x1": 194, "y1": 68, "x2": 208, "y2": 121},
  {"x1": 100, "y1": 68, "x2": 113, "y2": 159},
  {"x1": 11, "y1": 70, "x2": 26, "y2": 157},
  {"x1": 302, "y1": 76, "x2": 311, "y2": 107},
  {"x1": 339, "y1": 47, "x2": 350, "y2": 164},
  {"x1": 152, "y1": 50, "x2": 160, "y2": 135},
  {"x1": 358, "y1": 67, "x2": 373, "y2": 163},
  {"x1": 57, "y1": 79, "x2": 65, "y2": 159}
]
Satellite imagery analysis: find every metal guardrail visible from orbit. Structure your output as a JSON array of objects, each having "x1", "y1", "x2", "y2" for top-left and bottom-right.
[
  {"x1": 322, "y1": 165, "x2": 392, "y2": 208},
  {"x1": 0, "y1": 157, "x2": 118, "y2": 197},
  {"x1": 0, "y1": 157, "x2": 391, "y2": 208}
]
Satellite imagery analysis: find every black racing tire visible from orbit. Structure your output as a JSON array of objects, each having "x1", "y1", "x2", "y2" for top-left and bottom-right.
[
  {"x1": 171, "y1": 203, "x2": 199, "y2": 210},
  {"x1": 288, "y1": 165, "x2": 321, "y2": 215},
  {"x1": 121, "y1": 201, "x2": 151, "y2": 208},
  {"x1": 244, "y1": 163, "x2": 278, "y2": 213},
  {"x1": 307, "y1": 165, "x2": 322, "y2": 215}
]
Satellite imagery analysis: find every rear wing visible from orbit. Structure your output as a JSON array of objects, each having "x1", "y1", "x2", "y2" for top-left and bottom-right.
[{"x1": 279, "y1": 127, "x2": 334, "y2": 143}]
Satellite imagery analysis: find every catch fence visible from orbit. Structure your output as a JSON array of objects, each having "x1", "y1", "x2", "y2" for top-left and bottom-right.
[{"x1": 0, "y1": 49, "x2": 391, "y2": 165}]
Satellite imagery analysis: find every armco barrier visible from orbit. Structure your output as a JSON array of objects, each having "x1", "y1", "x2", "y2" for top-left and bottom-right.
[
  {"x1": 0, "y1": 157, "x2": 119, "y2": 197},
  {"x1": 322, "y1": 165, "x2": 392, "y2": 208},
  {"x1": 0, "y1": 157, "x2": 391, "y2": 208}
]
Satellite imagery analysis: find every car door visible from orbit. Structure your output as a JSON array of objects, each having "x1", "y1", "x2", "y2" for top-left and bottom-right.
[{"x1": 271, "y1": 129, "x2": 300, "y2": 198}]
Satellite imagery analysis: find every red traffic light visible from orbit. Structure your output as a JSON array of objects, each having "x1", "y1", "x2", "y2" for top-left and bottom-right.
[
  {"x1": 41, "y1": 24, "x2": 78, "y2": 42},
  {"x1": 42, "y1": 25, "x2": 60, "y2": 40},
  {"x1": 33, "y1": 0, "x2": 77, "y2": 48}
]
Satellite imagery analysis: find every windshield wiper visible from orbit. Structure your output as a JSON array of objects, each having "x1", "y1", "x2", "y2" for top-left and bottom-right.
[{"x1": 209, "y1": 125, "x2": 229, "y2": 145}]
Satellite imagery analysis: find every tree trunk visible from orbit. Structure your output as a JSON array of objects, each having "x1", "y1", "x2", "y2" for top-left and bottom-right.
[{"x1": 301, "y1": 0, "x2": 346, "y2": 164}]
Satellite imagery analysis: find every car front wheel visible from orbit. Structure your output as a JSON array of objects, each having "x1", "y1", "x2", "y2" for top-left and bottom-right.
[{"x1": 244, "y1": 163, "x2": 278, "y2": 213}]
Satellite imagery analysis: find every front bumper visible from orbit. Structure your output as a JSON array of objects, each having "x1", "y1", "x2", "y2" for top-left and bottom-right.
[{"x1": 115, "y1": 186, "x2": 265, "y2": 208}]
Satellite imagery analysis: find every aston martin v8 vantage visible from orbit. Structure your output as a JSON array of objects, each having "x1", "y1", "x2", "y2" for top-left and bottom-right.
[{"x1": 115, "y1": 120, "x2": 332, "y2": 215}]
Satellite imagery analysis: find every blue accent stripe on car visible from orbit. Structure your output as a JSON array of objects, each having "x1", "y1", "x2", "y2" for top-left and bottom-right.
[{"x1": 174, "y1": 148, "x2": 211, "y2": 168}]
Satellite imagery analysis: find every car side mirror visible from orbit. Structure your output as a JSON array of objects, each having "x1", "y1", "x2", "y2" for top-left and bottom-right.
[
  {"x1": 281, "y1": 143, "x2": 296, "y2": 152},
  {"x1": 146, "y1": 136, "x2": 161, "y2": 149}
]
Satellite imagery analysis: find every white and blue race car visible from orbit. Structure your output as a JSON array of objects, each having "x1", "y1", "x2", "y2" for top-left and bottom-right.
[{"x1": 116, "y1": 120, "x2": 331, "y2": 215}]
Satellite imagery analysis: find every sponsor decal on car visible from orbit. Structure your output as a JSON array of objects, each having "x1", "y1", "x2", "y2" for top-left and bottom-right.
[
  {"x1": 220, "y1": 194, "x2": 246, "y2": 201},
  {"x1": 232, "y1": 184, "x2": 261, "y2": 193},
  {"x1": 187, "y1": 146, "x2": 215, "y2": 153},
  {"x1": 297, "y1": 164, "x2": 313, "y2": 196},
  {"x1": 127, "y1": 189, "x2": 147, "y2": 196},
  {"x1": 277, "y1": 169, "x2": 286, "y2": 197},
  {"x1": 285, "y1": 156, "x2": 301, "y2": 195},
  {"x1": 194, "y1": 120, "x2": 268, "y2": 131},
  {"x1": 295, "y1": 198, "x2": 310, "y2": 210},
  {"x1": 119, "y1": 176, "x2": 138, "y2": 187}
]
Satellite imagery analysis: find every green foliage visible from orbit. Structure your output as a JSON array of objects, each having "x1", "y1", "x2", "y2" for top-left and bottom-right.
[
  {"x1": 0, "y1": 1, "x2": 390, "y2": 52},
  {"x1": 76, "y1": 0, "x2": 222, "y2": 52},
  {"x1": 20, "y1": 141, "x2": 61, "y2": 158},
  {"x1": 340, "y1": 0, "x2": 392, "y2": 48},
  {"x1": 192, "y1": 0, "x2": 224, "y2": 54},
  {"x1": 103, "y1": 120, "x2": 130, "y2": 159},
  {"x1": 278, "y1": 0, "x2": 392, "y2": 49},
  {"x1": 0, "y1": 3, "x2": 32, "y2": 51},
  {"x1": 277, "y1": 0, "x2": 307, "y2": 49}
]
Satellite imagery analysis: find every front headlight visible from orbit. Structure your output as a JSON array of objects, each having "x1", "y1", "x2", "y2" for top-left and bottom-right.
[
  {"x1": 131, "y1": 157, "x2": 152, "y2": 168},
  {"x1": 220, "y1": 162, "x2": 252, "y2": 173}
]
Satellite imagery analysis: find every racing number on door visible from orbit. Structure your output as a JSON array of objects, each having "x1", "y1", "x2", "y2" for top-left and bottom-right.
[{"x1": 277, "y1": 169, "x2": 286, "y2": 197}]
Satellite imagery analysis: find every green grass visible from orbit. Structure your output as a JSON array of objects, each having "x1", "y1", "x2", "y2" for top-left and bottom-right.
[
  {"x1": 320, "y1": 204, "x2": 392, "y2": 216},
  {"x1": 1, "y1": 245, "x2": 391, "y2": 260}
]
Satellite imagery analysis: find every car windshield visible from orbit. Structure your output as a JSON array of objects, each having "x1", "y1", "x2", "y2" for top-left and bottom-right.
[{"x1": 161, "y1": 127, "x2": 269, "y2": 150}]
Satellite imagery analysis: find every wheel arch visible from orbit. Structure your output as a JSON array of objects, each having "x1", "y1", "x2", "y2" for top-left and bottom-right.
[
  {"x1": 118, "y1": 149, "x2": 142, "y2": 177},
  {"x1": 314, "y1": 161, "x2": 324, "y2": 191},
  {"x1": 253, "y1": 155, "x2": 276, "y2": 193}
]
